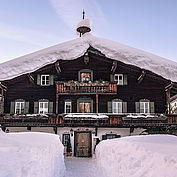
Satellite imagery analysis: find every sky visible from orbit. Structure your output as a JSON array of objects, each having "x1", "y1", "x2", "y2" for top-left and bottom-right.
[{"x1": 0, "y1": 0, "x2": 177, "y2": 64}]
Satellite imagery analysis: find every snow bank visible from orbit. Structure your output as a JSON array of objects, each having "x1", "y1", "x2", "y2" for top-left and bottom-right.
[
  {"x1": 96, "y1": 135, "x2": 177, "y2": 177},
  {"x1": 0, "y1": 33, "x2": 177, "y2": 82},
  {"x1": 0, "y1": 130, "x2": 65, "y2": 177}
]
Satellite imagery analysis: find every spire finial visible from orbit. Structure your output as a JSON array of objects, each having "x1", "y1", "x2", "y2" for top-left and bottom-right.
[{"x1": 82, "y1": 10, "x2": 85, "y2": 19}]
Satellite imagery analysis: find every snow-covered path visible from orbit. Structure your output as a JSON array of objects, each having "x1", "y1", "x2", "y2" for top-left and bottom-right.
[{"x1": 64, "y1": 157, "x2": 104, "y2": 177}]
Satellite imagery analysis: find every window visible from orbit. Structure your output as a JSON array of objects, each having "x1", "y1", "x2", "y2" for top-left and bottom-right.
[
  {"x1": 39, "y1": 102, "x2": 48, "y2": 114},
  {"x1": 65, "y1": 101, "x2": 72, "y2": 113},
  {"x1": 114, "y1": 74, "x2": 123, "y2": 85},
  {"x1": 112, "y1": 102, "x2": 122, "y2": 113},
  {"x1": 80, "y1": 72, "x2": 91, "y2": 82},
  {"x1": 62, "y1": 134, "x2": 70, "y2": 146},
  {"x1": 15, "y1": 102, "x2": 25, "y2": 114},
  {"x1": 140, "y1": 102, "x2": 150, "y2": 113},
  {"x1": 41, "y1": 75, "x2": 50, "y2": 86}
]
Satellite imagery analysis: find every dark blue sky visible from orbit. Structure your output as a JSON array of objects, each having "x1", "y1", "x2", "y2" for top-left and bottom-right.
[{"x1": 0, "y1": 0, "x2": 177, "y2": 63}]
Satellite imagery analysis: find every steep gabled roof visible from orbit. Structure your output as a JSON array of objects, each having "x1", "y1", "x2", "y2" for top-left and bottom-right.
[{"x1": 0, "y1": 33, "x2": 177, "y2": 82}]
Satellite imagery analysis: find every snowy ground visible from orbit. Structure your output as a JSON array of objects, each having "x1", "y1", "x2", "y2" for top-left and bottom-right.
[
  {"x1": 0, "y1": 129, "x2": 65, "y2": 177},
  {"x1": 64, "y1": 156, "x2": 104, "y2": 177}
]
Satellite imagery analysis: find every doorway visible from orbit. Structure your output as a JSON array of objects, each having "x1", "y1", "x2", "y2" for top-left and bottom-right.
[
  {"x1": 79, "y1": 102, "x2": 91, "y2": 113},
  {"x1": 74, "y1": 131, "x2": 92, "y2": 157}
]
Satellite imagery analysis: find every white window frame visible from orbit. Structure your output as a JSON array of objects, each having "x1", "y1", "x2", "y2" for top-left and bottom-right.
[
  {"x1": 41, "y1": 75, "x2": 50, "y2": 86},
  {"x1": 39, "y1": 101, "x2": 48, "y2": 114},
  {"x1": 114, "y1": 74, "x2": 123, "y2": 85},
  {"x1": 15, "y1": 101, "x2": 25, "y2": 114},
  {"x1": 140, "y1": 102, "x2": 150, "y2": 113},
  {"x1": 63, "y1": 134, "x2": 70, "y2": 146},
  {"x1": 65, "y1": 101, "x2": 72, "y2": 113},
  {"x1": 112, "y1": 102, "x2": 122, "y2": 114}
]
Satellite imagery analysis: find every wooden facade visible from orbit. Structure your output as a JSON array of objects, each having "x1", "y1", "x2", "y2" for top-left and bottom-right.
[{"x1": 1, "y1": 49, "x2": 176, "y2": 117}]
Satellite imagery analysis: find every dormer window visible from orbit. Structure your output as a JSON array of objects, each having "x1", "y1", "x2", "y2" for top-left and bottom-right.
[
  {"x1": 114, "y1": 74, "x2": 123, "y2": 85},
  {"x1": 78, "y1": 69, "x2": 93, "y2": 83},
  {"x1": 41, "y1": 75, "x2": 50, "y2": 85}
]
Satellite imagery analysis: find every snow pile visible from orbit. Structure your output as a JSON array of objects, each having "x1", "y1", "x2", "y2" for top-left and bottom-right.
[
  {"x1": 0, "y1": 33, "x2": 177, "y2": 82},
  {"x1": 96, "y1": 135, "x2": 177, "y2": 177},
  {"x1": 0, "y1": 130, "x2": 65, "y2": 177}
]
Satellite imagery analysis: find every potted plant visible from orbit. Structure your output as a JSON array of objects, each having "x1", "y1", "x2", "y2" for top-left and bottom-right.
[{"x1": 66, "y1": 140, "x2": 72, "y2": 156}]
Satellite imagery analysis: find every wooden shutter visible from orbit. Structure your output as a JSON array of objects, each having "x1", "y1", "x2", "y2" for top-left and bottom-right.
[
  {"x1": 123, "y1": 75, "x2": 128, "y2": 85},
  {"x1": 34, "y1": 102, "x2": 39, "y2": 114},
  {"x1": 24, "y1": 102, "x2": 29, "y2": 114},
  {"x1": 110, "y1": 74, "x2": 114, "y2": 82},
  {"x1": 150, "y1": 102, "x2": 155, "y2": 113},
  {"x1": 37, "y1": 75, "x2": 41, "y2": 85},
  {"x1": 10, "y1": 102, "x2": 15, "y2": 114},
  {"x1": 49, "y1": 102, "x2": 53, "y2": 113},
  {"x1": 122, "y1": 102, "x2": 127, "y2": 113},
  {"x1": 50, "y1": 75, "x2": 54, "y2": 85},
  {"x1": 107, "y1": 101, "x2": 112, "y2": 113},
  {"x1": 135, "y1": 102, "x2": 140, "y2": 113}
]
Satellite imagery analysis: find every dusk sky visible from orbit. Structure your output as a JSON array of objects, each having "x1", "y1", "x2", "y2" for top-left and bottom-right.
[{"x1": 0, "y1": 0, "x2": 177, "y2": 63}]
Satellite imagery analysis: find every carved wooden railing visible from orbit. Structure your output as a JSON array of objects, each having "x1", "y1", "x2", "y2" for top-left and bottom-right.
[{"x1": 56, "y1": 81, "x2": 117, "y2": 94}]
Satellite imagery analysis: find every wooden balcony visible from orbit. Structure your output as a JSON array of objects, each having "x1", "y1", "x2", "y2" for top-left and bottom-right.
[{"x1": 56, "y1": 81, "x2": 117, "y2": 95}]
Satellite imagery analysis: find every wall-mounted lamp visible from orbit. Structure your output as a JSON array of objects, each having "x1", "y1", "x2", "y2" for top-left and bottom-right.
[{"x1": 70, "y1": 128, "x2": 73, "y2": 136}]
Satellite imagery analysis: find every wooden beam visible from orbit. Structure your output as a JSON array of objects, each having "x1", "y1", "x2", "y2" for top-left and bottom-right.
[
  {"x1": 137, "y1": 70, "x2": 146, "y2": 84},
  {"x1": 165, "y1": 82, "x2": 173, "y2": 92},
  {"x1": 84, "y1": 52, "x2": 89, "y2": 64},
  {"x1": 0, "y1": 82, "x2": 7, "y2": 91},
  {"x1": 55, "y1": 61, "x2": 61, "y2": 74},
  {"x1": 1, "y1": 87, "x2": 3, "y2": 114},
  {"x1": 111, "y1": 61, "x2": 117, "y2": 74},
  {"x1": 27, "y1": 73, "x2": 34, "y2": 84}
]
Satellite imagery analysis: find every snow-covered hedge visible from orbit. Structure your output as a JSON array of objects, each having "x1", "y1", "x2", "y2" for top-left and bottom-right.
[
  {"x1": 0, "y1": 129, "x2": 65, "y2": 177},
  {"x1": 96, "y1": 135, "x2": 177, "y2": 177}
]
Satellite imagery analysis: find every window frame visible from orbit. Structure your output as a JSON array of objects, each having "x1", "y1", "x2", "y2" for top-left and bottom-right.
[
  {"x1": 38, "y1": 101, "x2": 49, "y2": 114},
  {"x1": 114, "y1": 74, "x2": 123, "y2": 85},
  {"x1": 41, "y1": 74, "x2": 50, "y2": 86},
  {"x1": 62, "y1": 134, "x2": 70, "y2": 146},
  {"x1": 15, "y1": 101, "x2": 25, "y2": 114},
  {"x1": 65, "y1": 101, "x2": 72, "y2": 113},
  {"x1": 112, "y1": 101, "x2": 122, "y2": 114},
  {"x1": 140, "y1": 101, "x2": 150, "y2": 113}
]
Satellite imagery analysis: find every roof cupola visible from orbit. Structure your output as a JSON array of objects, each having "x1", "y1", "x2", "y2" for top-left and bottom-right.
[{"x1": 76, "y1": 10, "x2": 91, "y2": 37}]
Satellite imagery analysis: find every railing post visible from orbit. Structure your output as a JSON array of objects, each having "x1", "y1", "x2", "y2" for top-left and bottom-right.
[
  {"x1": 96, "y1": 94, "x2": 98, "y2": 113},
  {"x1": 56, "y1": 94, "x2": 59, "y2": 114}
]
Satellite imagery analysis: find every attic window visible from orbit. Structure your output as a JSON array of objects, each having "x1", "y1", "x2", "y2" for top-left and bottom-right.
[{"x1": 41, "y1": 75, "x2": 50, "y2": 85}]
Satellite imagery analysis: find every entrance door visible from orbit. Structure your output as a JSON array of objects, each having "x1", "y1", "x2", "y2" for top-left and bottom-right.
[
  {"x1": 79, "y1": 102, "x2": 91, "y2": 113},
  {"x1": 74, "y1": 131, "x2": 92, "y2": 157}
]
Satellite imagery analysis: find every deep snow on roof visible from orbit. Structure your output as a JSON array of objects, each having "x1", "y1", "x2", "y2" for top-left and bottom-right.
[{"x1": 0, "y1": 33, "x2": 177, "y2": 82}]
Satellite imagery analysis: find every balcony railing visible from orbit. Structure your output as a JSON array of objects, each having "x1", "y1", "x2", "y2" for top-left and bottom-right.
[{"x1": 56, "y1": 81, "x2": 117, "y2": 94}]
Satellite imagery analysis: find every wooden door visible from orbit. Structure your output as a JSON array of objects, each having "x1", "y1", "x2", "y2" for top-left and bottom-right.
[
  {"x1": 74, "y1": 131, "x2": 92, "y2": 157},
  {"x1": 79, "y1": 102, "x2": 91, "y2": 113}
]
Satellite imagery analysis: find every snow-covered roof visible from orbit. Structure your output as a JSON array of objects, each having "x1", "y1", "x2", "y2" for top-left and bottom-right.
[
  {"x1": 0, "y1": 33, "x2": 177, "y2": 82},
  {"x1": 77, "y1": 18, "x2": 92, "y2": 30}
]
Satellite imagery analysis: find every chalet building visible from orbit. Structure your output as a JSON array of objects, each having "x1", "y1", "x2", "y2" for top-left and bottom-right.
[{"x1": 0, "y1": 14, "x2": 177, "y2": 157}]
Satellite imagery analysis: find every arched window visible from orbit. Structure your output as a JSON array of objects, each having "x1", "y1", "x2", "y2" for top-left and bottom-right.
[
  {"x1": 107, "y1": 99, "x2": 127, "y2": 113},
  {"x1": 135, "y1": 99, "x2": 154, "y2": 113},
  {"x1": 34, "y1": 99, "x2": 53, "y2": 114}
]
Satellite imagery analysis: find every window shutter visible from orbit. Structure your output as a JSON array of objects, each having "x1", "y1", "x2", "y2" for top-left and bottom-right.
[
  {"x1": 34, "y1": 102, "x2": 39, "y2": 114},
  {"x1": 49, "y1": 102, "x2": 53, "y2": 113},
  {"x1": 135, "y1": 102, "x2": 140, "y2": 113},
  {"x1": 37, "y1": 75, "x2": 41, "y2": 85},
  {"x1": 150, "y1": 102, "x2": 155, "y2": 113},
  {"x1": 50, "y1": 75, "x2": 54, "y2": 85},
  {"x1": 123, "y1": 74, "x2": 128, "y2": 85},
  {"x1": 24, "y1": 102, "x2": 29, "y2": 114},
  {"x1": 122, "y1": 102, "x2": 127, "y2": 113},
  {"x1": 110, "y1": 74, "x2": 114, "y2": 82},
  {"x1": 10, "y1": 102, "x2": 15, "y2": 114},
  {"x1": 107, "y1": 101, "x2": 112, "y2": 113},
  {"x1": 102, "y1": 135, "x2": 107, "y2": 140}
]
